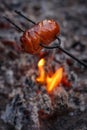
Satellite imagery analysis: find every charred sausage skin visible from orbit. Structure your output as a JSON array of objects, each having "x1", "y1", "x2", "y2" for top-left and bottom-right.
[{"x1": 20, "y1": 19, "x2": 60, "y2": 54}]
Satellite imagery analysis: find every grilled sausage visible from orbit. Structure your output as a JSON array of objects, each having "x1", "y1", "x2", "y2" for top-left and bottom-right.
[{"x1": 20, "y1": 19, "x2": 60, "y2": 54}]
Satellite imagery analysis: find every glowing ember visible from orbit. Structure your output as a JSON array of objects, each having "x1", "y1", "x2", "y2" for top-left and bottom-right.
[{"x1": 36, "y1": 58, "x2": 63, "y2": 93}]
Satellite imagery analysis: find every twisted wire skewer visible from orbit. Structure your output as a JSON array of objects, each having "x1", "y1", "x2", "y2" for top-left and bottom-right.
[{"x1": 4, "y1": 10, "x2": 87, "y2": 68}]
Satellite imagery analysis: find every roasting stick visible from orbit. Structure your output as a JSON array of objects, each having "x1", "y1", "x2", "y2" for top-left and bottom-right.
[
  {"x1": 40, "y1": 43, "x2": 87, "y2": 67},
  {"x1": 15, "y1": 10, "x2": 36, "y2": 25},
  {"x1": 15, "y1": 10, "x2": 61, "y2": 45},
  {"x1": 4, "y1": 16, "x2": 24, "y2": 32},
  {"x1": 4, "y1": 11, "x2": 87, "y2": 68},
  {"x1": 15, "y1": 10, "x2": 87, "y2": 68}
]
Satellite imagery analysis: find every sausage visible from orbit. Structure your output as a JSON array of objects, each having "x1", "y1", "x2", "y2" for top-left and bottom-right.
[{"x1": 20, "y1": 19, "x2": 60, "y2": 54}]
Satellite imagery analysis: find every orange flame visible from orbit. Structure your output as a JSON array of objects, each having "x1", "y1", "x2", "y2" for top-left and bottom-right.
[
  {"x1": 46, "y1": 67, "x2": 63, "y2": 92},
  {"x1": 36, "y1": 58, "x2": 45, "y2": 83},
  {"x1": 36, "y1": 58, "x2": 63, "y2": 93}
]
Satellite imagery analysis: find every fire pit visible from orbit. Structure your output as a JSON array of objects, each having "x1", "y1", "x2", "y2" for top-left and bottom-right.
[
  {"x1": 1, "y1": 51, "x2": 81, "y2": 130},
  {"x1": 0, "y1": 1, "x2": 87, "y2": 130}
]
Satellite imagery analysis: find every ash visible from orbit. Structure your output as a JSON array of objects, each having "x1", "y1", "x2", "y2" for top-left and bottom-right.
[
  {"x1": 1, "y1": 75, "x2": 69, "y2": 130},
  {"x1": 1, "y1": 76, "x2": 52, "y2": 130}
]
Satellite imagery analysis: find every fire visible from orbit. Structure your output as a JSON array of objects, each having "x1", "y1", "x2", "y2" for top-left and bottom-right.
[
  {"x1": 36, "y1": 58, "x2": 63, "y2": 93},
  {"x1": 46, "y1": 68, "x2": 63, "y2": 92},
  {"x1": 36, "y1": 58, "x2": 45, "y2": 83}
]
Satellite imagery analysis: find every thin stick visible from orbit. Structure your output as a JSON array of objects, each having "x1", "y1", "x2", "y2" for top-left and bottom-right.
[
  {"x1": 15, "y1": 10, "x2": 36, "y2": 25},
  {"x1": 6, "y1": 10, "x2": 87, "y2": 67},
  {"x1": 40, "y1": 43, "x2": 87, "y2": 68},
  {"x1": 4, "y1": 16, "x2": 24, "y2": 32},
  {"x1": 56, "y1": 36, "x2": 61, "y2": 45},
  {"x1": 14, "y1": 10, "x2": 87, "y2": 67},
  {"x1": 15, "y1": 10, "x2": 61, "y2": 47}
]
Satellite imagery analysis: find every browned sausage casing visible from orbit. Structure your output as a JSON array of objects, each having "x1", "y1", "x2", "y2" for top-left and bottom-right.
[{"x1": 20, "y1": 19, "x2": 60, "y2": 54}]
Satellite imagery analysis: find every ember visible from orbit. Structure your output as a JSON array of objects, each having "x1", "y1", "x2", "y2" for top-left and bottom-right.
[{"x1": 36, "y1": 58, "x2": 63, "y2": 93}]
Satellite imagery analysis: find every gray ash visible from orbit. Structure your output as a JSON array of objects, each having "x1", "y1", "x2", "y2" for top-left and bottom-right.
[
  {"x1": 1, "y1": 77, "x2": 51, "y2": 130},
  {"x1": 1, "y1": 75, "x2": 70, "y2": 130},
  {"x1": 1, "y1": 48, "x2": 87, "y2": 130}
]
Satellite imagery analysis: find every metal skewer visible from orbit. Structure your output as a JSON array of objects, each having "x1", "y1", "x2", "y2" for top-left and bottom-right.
[
  {"x1": 15, "y1": 10, "x2": 87, "y2": 68},
  {"x1": 15, "y1": 11, "x2": 62, "y2": 45},
  {"x1": 40, "y1": 43, "x2": 87, "y2": 67},
  {"x1": 15, "y1": 10, "x2": 36, "y2": 25},
  {"x1": 4, "y1": 16, "x2": 24, "y2": 32},
  {"x1": 4, "y1": 10, "x2": 87, "y2": 68}
]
